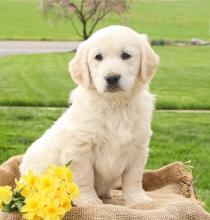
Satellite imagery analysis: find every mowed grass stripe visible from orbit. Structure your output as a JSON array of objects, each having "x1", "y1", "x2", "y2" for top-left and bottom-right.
[
  {"x1": 152, "y1": 46, "x2": 210, "y2": 109},
  {"x1": 1, "y1": 46, "x2": 210, "y2": 109},
  {"x1": 0, "y1": 108, "x2": 209, "y2": 211},
  {"x1": 0, "y1": 53, "x2": 75, "y2": 107}
]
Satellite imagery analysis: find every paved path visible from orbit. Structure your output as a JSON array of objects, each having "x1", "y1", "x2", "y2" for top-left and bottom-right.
[{"x1": 0, "y1": 41, "x2": 81, "y2": 56}]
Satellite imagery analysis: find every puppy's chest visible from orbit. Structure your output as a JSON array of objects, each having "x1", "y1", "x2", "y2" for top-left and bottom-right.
[
  {"x1": 93, "y1": 108, "x2": 143, "y2": 179},
  {"x1": 96, "y1": 108, "x2": 139, "y2": 146}
]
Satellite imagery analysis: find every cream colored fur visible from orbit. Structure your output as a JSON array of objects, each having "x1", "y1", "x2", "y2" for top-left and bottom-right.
[{"x1": 20, "y1": 25, "x2": 159, "y2": 206}]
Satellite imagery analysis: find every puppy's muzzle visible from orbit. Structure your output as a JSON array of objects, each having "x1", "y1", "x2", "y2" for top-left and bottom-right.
[{"x1": 105, "y1": 74, "x2": 121, "y2": 90}]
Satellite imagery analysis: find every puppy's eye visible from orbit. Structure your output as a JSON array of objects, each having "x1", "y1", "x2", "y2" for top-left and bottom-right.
[
  {"x1": 121, "y1": 52, "x2": 131, "y2": 60},
  {"x1": 95, "y1": 53, "x2": 103, "y2": 61}
]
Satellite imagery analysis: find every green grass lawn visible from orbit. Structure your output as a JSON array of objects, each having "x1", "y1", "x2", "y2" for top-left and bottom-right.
[
  {"x1": 152, "y1": 46, "x2": 210, "y2": 110},
  {"x1": 0, "y1": 0, "x2": 210, "y2": 41},
  {"x1": 0, "y1": 107, "x2": 209, "y2": 211},
  {"x1": 0, "y1": 52, "x2": 74, "y2": 107},
  {"x1": 1, "y1": 46, "x2": 210, "y2": 109}
]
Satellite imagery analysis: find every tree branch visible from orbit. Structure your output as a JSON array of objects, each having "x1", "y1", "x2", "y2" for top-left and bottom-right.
[
  {"x1": 40, "y1": 0, "x2": 128, "y2": 40},
  {"x1": 71, "y1": 3, "x2": 84, "y2": 23},
  {"x1": 80, "y1": 0, "x2": 85, "y2": 13},
  {"x1": 69, "y1": 15, "x2": 83, "y2": 38},
  {"x1": 85, "y1": 1, "x2": 100, "y2": 21},
  {"x1": 88, "y1": 10, "x2": 110, "y2": 37}
]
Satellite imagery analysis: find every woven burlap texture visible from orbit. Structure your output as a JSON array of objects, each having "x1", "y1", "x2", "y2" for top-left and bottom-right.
[{"x1": 0, "y1": 156, "x2": 209, "y2": 220}]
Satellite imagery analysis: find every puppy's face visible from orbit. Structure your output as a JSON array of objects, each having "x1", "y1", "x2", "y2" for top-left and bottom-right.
[
  {"x1": 87, "y1": 36, "x2": 140, "y2": 93},
  {"x1": 69, "y1": 26, "x2": 159, "y2": 94}
]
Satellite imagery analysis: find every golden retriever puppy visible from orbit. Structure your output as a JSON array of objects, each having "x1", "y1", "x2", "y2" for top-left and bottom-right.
[{"x1": 20, "y1": 25, "x2": 159, "y2": 206}]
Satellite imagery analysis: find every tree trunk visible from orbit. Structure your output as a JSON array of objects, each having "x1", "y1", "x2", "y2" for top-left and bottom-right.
[{"x1": 83, "y1": 21, "x2": 89, "y2": 40}]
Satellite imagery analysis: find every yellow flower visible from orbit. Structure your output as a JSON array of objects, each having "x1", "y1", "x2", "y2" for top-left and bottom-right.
[
  {"x1": 15, "y1": 178, "x2": 32, "y2": 197},
  {"x1": 21, "y1": 195, "x2": 44, "y2": 220},
  {"x1": 37, "y1": 174, "x2": 57, "y2": 192},
  {"x1": 31, "y1": 215, "x2": 42, "y2": 220},
  {"x1": 22, "y1": 212, "x2": 41, "y2": 220},
  {"x1": 60, "y1": 195, "x2": 72, "y2": 211},
  {"x1": 54, "y1": 186, "x2": 67, "y2": 199},
  {"x1": 48, "y1": 165, "x2": 73, "y2": 182},
  {"x1": 66, "y1": 182, "x2": 79, "y2": 199},
  {"x1": 43, "y1": 199, "x2": 64, "y2": 220},
  {"x1": 0, "y1": 186, "x2": 13, "y2": 208},
  {"x1": 14, "y1": 164, "x2": 79, "y2": 219},
  {"x1": 15, "y1": 178, "x2": 25, "y2": 191},
  {"x1": 21, "y1": 170, "x2": 38, "y2": 188},
  {"x1": 21, "y1": 185, "x2": 33, "y2": 198}
]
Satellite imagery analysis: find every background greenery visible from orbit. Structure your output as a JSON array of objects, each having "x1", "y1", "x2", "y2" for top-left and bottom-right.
[
  {"x1": 0, "y1": 108, "x2": 209, "y2": 210},
  {"x1": 0, "y1": 0, "x2": 210, "y2": 41},
  {"x1": 0, "y1": 0, "x2": 210, "y2": 212},
  {"x1": 1, "y1": 46, "x2": 210, "y2": 109}
]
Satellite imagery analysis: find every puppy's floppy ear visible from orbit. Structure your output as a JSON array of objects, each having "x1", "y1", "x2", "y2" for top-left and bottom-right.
[
  {"x1": 68, "y1": 41, "x2": 90, "y2": 88},
  {"x1": 139, "y1": 35, "x2": 160, "y2": 84}
]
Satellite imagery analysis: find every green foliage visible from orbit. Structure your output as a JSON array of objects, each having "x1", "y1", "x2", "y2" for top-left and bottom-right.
[
  {"x1": 0, "y1": 107, "x2": 64, "y2": 162},
  {"x1": 0, "y1": 53, "x2": 74, "y2": 107},
  {"x1": 151, "y1": 112, "x2": 210, "y2": 211},
  {"x1": 152, "y1": 46, "x2": 210, "y2": 109},
  {"x1": 0, "y1": 0, "x2": 210, "y2": 41},
  {"x1": 0, "y1": 108, "x2": 209, "y2": 211},
  {"x1": 65, "y1": 160, "x2": 72, "y2": 167},
  {"x1": 1, "y1": 47, "x2": 210, "y2": 109},
  {"x1": 2, "y1": 191, "x2": 25, "y2": 213}
]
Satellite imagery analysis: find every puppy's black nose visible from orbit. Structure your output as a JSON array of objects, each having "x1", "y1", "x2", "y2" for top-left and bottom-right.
[{"x1": 105, "y1": 75, "x2": 121, "y2": 85}]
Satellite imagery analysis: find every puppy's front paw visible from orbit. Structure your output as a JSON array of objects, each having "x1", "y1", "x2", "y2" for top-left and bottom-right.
[
  {"x1": 124, "y1": 191, "x2": 152, "y2": 206},
  {"x1": 99, "y1": 190, "x2": 112, "y2": 199},
  {"x1": 74, "y1": 194, "x2": 103, "y2": 206}
]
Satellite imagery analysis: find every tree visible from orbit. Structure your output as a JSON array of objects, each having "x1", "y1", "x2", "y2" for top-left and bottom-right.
[{"x1": 40, "y1": 0, "x2": 128, "y2": 40}]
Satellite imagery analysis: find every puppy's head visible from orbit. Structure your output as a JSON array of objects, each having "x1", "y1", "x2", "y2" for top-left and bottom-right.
[{"x1": 69, "y1": 25, "x2": 159, "y2": 94}]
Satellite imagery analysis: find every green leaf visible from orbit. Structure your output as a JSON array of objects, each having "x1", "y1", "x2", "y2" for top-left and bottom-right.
[
  {"x1": 15, "y1": 201, "x2": 24, "y2": 211},
  {"x1": 11, "y1": 203, "x2": 16, "y2": 209},
  {"x1": 1, "y1": 203, "x2": 13, "y2": 213},
  {"x1": 13, "y1": 197, "x2": 20, "y2": 202},
  {"x1": 13, "y1": 191, "x2": 22, "y2": 198},
  {"x1": 1, "y1": 192, "x2": 25, "y2": 213},
  {"x1": 66, "y1": 160, "x2": 72, "y2": 167}
]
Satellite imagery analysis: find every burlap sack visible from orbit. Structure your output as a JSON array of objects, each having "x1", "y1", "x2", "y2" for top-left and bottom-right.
[{"x1": 0, "y1": 156, "x2": 209, "y2": 220}]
